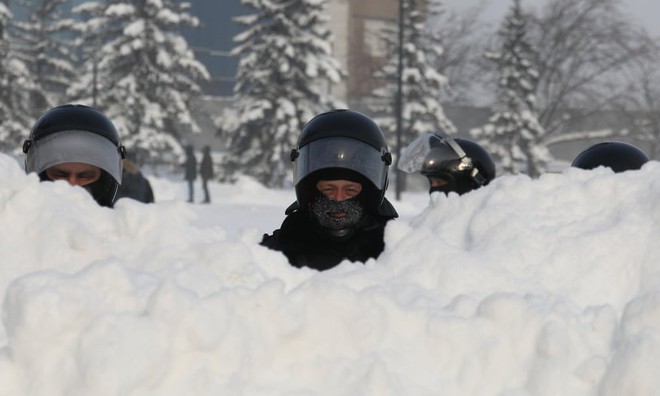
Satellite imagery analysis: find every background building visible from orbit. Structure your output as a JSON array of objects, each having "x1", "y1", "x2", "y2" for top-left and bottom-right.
[
  {"x1": 175, "y1": 0, "x2": 399, "y2": 150},
  {"x1": 180, "y1": 0, "x2": 397, "y2": 104},
  {"x1": 181, "y1": 0, "x2": 249, "y2": 96},
  {"x1": 325, "y1": 0, "x2": 399, "y2": 105}
]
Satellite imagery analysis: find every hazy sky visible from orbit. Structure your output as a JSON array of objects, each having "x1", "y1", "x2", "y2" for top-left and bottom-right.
[{"x1": 442, "y1": 0, "x2": 660, "y2": 37}]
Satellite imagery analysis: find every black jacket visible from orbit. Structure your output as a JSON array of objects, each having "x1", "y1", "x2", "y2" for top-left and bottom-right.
[
  {"x1": 115, "y1": 171, "x2": 155, "y2": 204},
  {"x1": 114, "y1": 160, "x2": 155, "y2": 204},
  {"x1": 200, "y1": 152, "x2": 214, "y2": 180},
  {"x1": 184, "y1": 147, "x2": 197, "y2": 181},
  {"x1": 261, "y1": 198, "x2": 397, "y2": 271}
]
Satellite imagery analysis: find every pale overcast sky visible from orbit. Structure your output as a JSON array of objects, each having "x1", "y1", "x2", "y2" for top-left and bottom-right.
[{"x1": 442, "y1": 0, "x2": 660, "y2": 36}]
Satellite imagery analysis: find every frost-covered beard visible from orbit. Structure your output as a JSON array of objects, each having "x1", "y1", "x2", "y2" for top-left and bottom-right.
[{"x1": 310, "y1": 194, "x2": 365, "y2": 231}]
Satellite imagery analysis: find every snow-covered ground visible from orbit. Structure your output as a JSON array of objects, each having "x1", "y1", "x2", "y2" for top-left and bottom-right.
[{"x1": 0, "y1": 153, "x2": 659, "y2": 395}]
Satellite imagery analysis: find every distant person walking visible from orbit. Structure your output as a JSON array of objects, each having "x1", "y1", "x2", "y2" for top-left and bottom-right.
[
  {"x1": 200, "y1": 145, "x2": 214, "y2": 203},
  {"x1": 183, "y1": 144, "x2": 197, "y2": 202}
]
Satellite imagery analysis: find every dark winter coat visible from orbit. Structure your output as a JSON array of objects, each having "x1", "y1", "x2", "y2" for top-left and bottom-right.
[
  {"x1": 200, "y1": 149, "x2": 214, "y2": 180},
  {"x1": 261, "y1": 198, "x2": 398, "y2": 271},
  {"x1": 114, "y1": 160, "x2": 155, "y2": 204},
  {"x1": 184, "y1": 146, "x2": 197, "y2": 181}
]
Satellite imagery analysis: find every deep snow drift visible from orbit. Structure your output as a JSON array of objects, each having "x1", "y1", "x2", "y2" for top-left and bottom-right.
[{"x1": 0, "y1": 153, "x2": 659, "y2": 395}]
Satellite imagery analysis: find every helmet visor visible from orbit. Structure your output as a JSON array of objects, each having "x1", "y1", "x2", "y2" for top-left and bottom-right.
[
  {"x1": 294, "y1": 136, "x2": 388, "y2": 190},
  {"x1": 26, "y1": 130, "x2": 123, "y2": 183},
  {"x1": 398, "y1": 133, "x2": 465, "y2": 174}
]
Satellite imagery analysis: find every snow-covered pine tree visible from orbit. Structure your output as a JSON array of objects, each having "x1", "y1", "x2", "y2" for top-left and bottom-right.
[
  {"x1": 0, "y1": 2, "x2": 33, "y2": 152},
  {"x1": 69, "y1": 0, "x2": 209, "y2": 162},
  {"x1": 472, "y1": 0, "x2": 550, "y2": 177},
  {"x1": 219, "y1": 0, "x2": 345, "y2": 187},
  {"x1": 369, "y1": 0, "x2": 455, "y2": 151},
  {"x1": 12, "y1": 0, "x2": 77, "y2": 113}
]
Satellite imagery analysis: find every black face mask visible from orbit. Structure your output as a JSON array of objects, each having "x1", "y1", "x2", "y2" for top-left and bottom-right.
[
  {"x1": 310, "y1": 194, "x2": 365, "y2": 231},
  {"x1": 428, "y1": 174, "x2": 455, "y2": 195},
  {"x1": 430, "y1": 184, "x2": 453, "y2": 195},
  {"x1": 428, "y1": 174, "x2": 474, "y2": 196}
]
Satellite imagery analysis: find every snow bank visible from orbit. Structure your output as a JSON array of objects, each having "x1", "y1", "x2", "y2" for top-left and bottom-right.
[{"x1": 0, "y1": 153, "x2": 659, "y2": 395}]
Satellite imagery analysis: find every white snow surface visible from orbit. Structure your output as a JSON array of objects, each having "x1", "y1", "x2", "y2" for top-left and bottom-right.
[{"x1": 1, "y1": 153, "x2": 660, "y2": 395}]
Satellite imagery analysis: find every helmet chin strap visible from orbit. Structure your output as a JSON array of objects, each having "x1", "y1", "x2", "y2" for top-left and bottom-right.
[{"x1": 432, "y1": 132, "x2": 487, "y2": 187}]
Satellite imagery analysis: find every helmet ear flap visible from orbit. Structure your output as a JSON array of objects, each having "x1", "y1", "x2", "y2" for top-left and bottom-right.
[
  {"x1": 22, "y1": 140, "x2": 32, "y2": 154},
  {"x1": 290, "y1": 148, "x2": 299, "y2": 161},
  {"x1": 382, "y1": 152, "x2": 392, "y2": 165},
  {"x1": 470, "y1": 167, "x2": 487, "y2": 186}
]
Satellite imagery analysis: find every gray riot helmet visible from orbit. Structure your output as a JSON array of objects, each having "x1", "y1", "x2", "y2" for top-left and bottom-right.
[
  {"x1": 398, "y1": 132, "x2": 496, "y2": 195},
  {"x1": 23, "y1": 104, "x2": 126, "y2": 207}
]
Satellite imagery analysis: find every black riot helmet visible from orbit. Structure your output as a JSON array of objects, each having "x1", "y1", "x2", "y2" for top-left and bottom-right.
[
  {"x1": 23, "y1": 104, "x2": 126, "y2": 207},
  {"x1": 571, "y1": 141, "x2": 649, "y2": 173},
  {"x1": 289, "y1": 109, "x2": 393, "y2": 214},
  {"x1": 398, "y1": 132, "x2": 496, "y2": 195}
]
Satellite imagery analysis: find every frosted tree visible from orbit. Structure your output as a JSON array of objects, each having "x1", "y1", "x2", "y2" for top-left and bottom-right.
[
  {"x1": 70, "y1": 0, "x2": 209, "y2": 161},
  {"x1": 611, "y1": 47, "x2": 660, "y2": 158},
  {"x1": 472, "y1": 0, "x2": 550, "y2": 177},
  {"x1": 0, "y1": 3, "x2": 33, "y2": 152},
  {"x1": 532, "y1": 0, "x2": 649, "y2": 136},
  {"x1": 218, "y1": 0, "x2": 345, "y2": 187},
  {"x1": 471, "y1": 0, "x2": 651, "y2": 161},
  {"x1": 428, "y1": 4, "x2": 489, "y2": 105},
  {"x1": 369, "y1": 0, "x2": 455, "y2": 151},
  {"x1": 12, "y1": 0, "x2": 77, "y2": 112}
]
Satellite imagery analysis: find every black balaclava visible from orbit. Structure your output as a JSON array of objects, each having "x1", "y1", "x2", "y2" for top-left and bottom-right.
[
  {"x1": 428, "y1": 172, "x2": 475, "y2": 196},
  {"x1": 311, "y1": 194, "x2": 365, "y2": 231},
  {"x1": 306, "y1": 168, "x2": 369, "y2": 239}
]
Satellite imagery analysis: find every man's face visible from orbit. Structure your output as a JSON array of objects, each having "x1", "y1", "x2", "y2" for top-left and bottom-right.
[
  {"x1": 312, "y1": 179, "x2": 365, "y2": 230},
  {"x1": 45, "y1": 163, "x2": 101, "y2": 186},
  {"x1": 429, "y1": 177, "x2": 450, "y2": 189},
  {"x1": 316, "y1": 179, "x2": 362, "y2": 202}
]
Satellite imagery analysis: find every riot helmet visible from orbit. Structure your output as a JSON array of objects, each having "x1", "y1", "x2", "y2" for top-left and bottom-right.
[
  {"x1": 398, "y1": 132, "x2": 496, "y2": 195},
  {"x1": 23, "y1": 104, "x2": 126, "y2": 207},
  {"x1": 571, "y1": 141, "x2": 649, "y2": 173},
  {"x1": 290, "y1": 109, "x2": 392, "y2": 215}
]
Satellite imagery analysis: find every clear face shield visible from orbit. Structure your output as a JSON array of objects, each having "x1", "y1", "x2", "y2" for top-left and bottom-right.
[
  {"x1": 25, "y1": 130, "x2": 123, "y2": 183},
  {"x1": 292, "y1": 136, "x2": 389, "y2": 191},
  {"x1": 397, "y1": 132, "x2": 486, "y2": 186}
]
